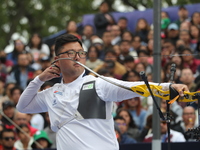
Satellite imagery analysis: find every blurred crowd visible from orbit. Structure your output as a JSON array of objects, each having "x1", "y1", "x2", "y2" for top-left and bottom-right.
[{"x1": 1, "y1": 1, "x2": 200, "y2": 149}]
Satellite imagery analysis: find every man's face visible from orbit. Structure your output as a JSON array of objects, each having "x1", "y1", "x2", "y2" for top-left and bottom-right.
[
  {"x1": 18, "y1": 54, "x2": 29, "y2": 67},
  {"x1": 120, "y1": 42, "x2": 130, "y2": 54},
  {"x1": 117, "y1": 19, "x2": 127, "y2": 31},
  {"x1": 110, "y1": 25, "x2": 121, "y2": 37},
  {"x1": 1, "y1": 132, "x2": 15, "y2": 149},
  {"x1": 180, "y1": 69, "x2": 194, "y2": 84},
  {"x1": 83, "y1": 26, "x2": 93, "y2": 38},
  {"x1": 162, "y1": 42, "x2": 174, "y2": 54},
  {"x1": 3, "y1": 107, "x2": 15, "y2": 118},
  {"x1": 178, "y1": 9, "x2": 188, "y2": 19},
  {"x1": 179, "y1": 31, "x2": 190, "y2": 42},
  {"x1": 102, "y1": 32, "x2": 112, "y2": 46},
  {"x1": 182, "y1": 107, "x2": 196, "y2": 126},
  {"x1": 14, "y1": 113, "x2": 28, "y2": 125},
  {"x1": 11, "y1": 89, "x2": 21, "y2": 104},
  {"x1": 56, "y1": 42, "x2": 86, "y2": 79}
]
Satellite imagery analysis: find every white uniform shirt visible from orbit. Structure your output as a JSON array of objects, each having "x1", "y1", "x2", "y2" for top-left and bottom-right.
[{"x1": 17, "y1": 71, "x2": 170, "y2": 150}]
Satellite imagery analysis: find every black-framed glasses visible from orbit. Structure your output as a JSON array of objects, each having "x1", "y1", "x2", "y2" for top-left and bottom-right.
[
  {"x1": 3, "y1": 137, "x2": 15, "y2": 141},
  {"x1": 57, "y1": 50, "x2": 87, "y2": 59}
]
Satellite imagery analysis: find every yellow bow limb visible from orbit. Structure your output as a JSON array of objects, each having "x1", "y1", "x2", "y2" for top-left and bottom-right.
[{"x1": 130, "y1": 84, "x2": 200, "y2": 103}]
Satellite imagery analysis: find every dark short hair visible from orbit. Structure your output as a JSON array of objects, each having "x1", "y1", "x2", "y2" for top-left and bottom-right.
[
  {"x1": 10, "y1": 86, "x2": 23, "y2": 96},
  {"x1": 123, "y1": 55, "x2": 134, "y2": 63},
  {"x1": 0, "y1": 128, "x2": 15, "y2": 139},
  {"x1": 137, "y1": 50, "x2": 150, "y2": 56},
  {"x1": 118, "y1": 16, "x2": 128, "y2": 22},
  {"x1": 2, "y1": 101, "x2": 15, "y2": 110},
  {"x1": 105, "y1": 49, "x2": 116, "y2": 56},
  {"x1": 54, "y1": 34, "x2": 82, "y2": 56},
  {"x1": 16, "y1": 124, "x2": 29, "y2": 134},
  {"x1": 179, "y1": 5, "x2": 187, "y2": 10}
]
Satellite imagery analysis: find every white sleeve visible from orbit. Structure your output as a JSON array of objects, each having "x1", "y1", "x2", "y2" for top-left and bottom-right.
[
  {"x1": 95, "y1": 77, "x2": 170, "y2": 102},
  {"x1": 16, "y1": 76, "x2": 48, "y2": 113}
]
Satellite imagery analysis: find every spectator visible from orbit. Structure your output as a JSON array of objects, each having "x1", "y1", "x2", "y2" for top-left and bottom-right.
[
  {"x1": 66, "y1": 20, "x2": 81, "y2": 39},
  {"x1": 86, "y1": 45, "x2": 103, "y2": 71},
  {"x1": 0, "y1": 128, "x2": 16, "y2": 150},
  {"x1": 161, "y1": 11, "x2": 171, "y2": 31},
  {"x1": 14, "y1": 111, "x2": 38, "y2": 136},
  {"x1": 14, "y1": 124, "x2": 34, "y2": 150},
  {"x1": 136, "y1": 50, "x2": 153, "y2": 74},
  {"x1": 6, "y1": 52, "x2": 35, "y2": 90},
  {"x1": 146, "y1": 39, "x2": 154, "y2": 56},
  {"x1": 94, "y1": 1, "x2": 115, "y2": 38},
  {"x1": 143, "y1": 115, "x2": 186, "y2": 142},
  {"x1": 110, "y1": 25, "x2": 121, "y2": 45},
  {"x1": 0, "y1": 82, "x2": 16, "y2": 109},
  {"x1": 176, "y1": 39, "x2": 186, "y2": 52},
  {"x1": 175, "y1": 5, "x2": 190, "y2": 27},
  {"x1": 122, "y1": 97, "x2": 147, "y2": 131},
  {"x1": 9, "y1": 86, "x2": 23, "y2": 107},
  {"x1": 134, "y1": 62, "x2": 146, "y2": 74},
  {"x1": 190, "y1": 12, "x2": 200, "y2": 28},
  {"x1": 0, "y1": 51, "x2": 13, "y2": 79},
  {"x1": 180, "y1": 21, "x2": 190, "y2": 31},
  {"x1": 39, "y1": 56, "x2": 52, "y2": 71},
  {"x1": 161, "y1": 39, "x2": 176, "y2": 67},
  {"x1": 181, "y1": 48, "x2": 200, "y2": 74},
  {"x1": 173, "y1": 106, "x2": 198, "y2": 141},
  {"x1": 114, "y1": 116, "x2": 137, "y2": 144},
  {"x1": 132, "y1": 36, "x2": 142, "y2": 52},
  {"x1": 81, "y1": 25, "x2": 94, "y2": 49},
  {"x1": 166, "y1": 23, "x2": 179, "y2": 44},
  {"x1": 178, "y1": 68, "x2": 196, "y2": 108},
  {"x1": 122, "y1": 69, "x2": 140, "y2": 82},
  {"x1": 92, "y1": 50, "x2": 127, "y2": 79},
  {"x1": 189, "y1": 25, "x2": 200, "y2": 51},
  {"x1": 6, "y1": 39, "x2": 26, "y2": 65},
  {"x1": 1, "y1": 101, "x2": 16, "y2": 130},
  {"x1": 117, "y1": 17, "x2": 129, "y2": 33},
  {"x1": 26, "y1": 33, "x2": 50, "y2": 62},
  {"x1": 102, "y1": 31, "x2": 113, "y2": 53},
  {"x1": 116, "y1": 108, "x2": 140, "y2": 141},
  {"x1": 123, "y1": 55, "x2": 135, "y2": 72},
  {"x1": 31, "y1": 130, "x2": 52, "y2": 149},
  {"x1": 121, "y1": 31, "x2": 134, "y2": 42},
  {"x1": 179, "y1": 30, "x2": 193, "y2": 50},
  {"x1": 91, "y1": 37, "x2": 104, "y2": 60},
  {"x1": 134, "y1": 18, "x2": 150, "y2": 43},
  {"x1": 119, "y1": 40, "x2": 137, "y2": 63}
]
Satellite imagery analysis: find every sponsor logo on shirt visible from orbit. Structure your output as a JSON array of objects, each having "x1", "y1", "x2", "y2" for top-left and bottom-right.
[
  {"x1": 82, "y1": 83, "x2": 94, "y2": 90},
  {"x1": 54, "y1": 91, "x2": 63, "y2": 96},
  {"x1": 52, "y1": 99, "x2": 57, "y2": 106}
]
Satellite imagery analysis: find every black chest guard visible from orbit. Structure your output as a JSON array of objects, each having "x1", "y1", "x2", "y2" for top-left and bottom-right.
[{"x1": 78, "y1": 81, "x2": 106, "y2": 119}]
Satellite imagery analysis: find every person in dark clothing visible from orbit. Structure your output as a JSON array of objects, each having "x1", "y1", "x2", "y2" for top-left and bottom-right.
[{"x1": 94, "y1": 1, "x2": 115, "y2": 38}]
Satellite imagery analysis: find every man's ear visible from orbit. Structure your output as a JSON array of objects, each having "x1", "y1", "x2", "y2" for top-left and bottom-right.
[{"x1": 54, "y1": 56, "x2": 60, "y2": 66}]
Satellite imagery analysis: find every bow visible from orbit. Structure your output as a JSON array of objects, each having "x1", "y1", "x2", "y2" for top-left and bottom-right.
[{"x1": 130, "y1": 84, "x2": 199, "y2": 103}]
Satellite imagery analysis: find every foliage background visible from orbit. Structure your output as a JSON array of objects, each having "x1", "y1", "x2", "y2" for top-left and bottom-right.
[{"x1": 0, "y1": 0, "x2": 199, "y2": 49}]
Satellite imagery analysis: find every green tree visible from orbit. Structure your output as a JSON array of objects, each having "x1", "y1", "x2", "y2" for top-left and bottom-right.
[
  {"x1": 0, "y1": 0, "x2": 95, "y2": 49},
  {"x1": 0, "y1": 0, "x2": 198, "y2": 50},
  {"x1": 121, "y1": 0, "x2": 199, "y2": 10}
]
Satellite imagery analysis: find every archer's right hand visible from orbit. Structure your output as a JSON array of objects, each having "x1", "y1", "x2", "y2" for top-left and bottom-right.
[{"x1": 39, "y1": 64, "x2": 60, "y2": 82}]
